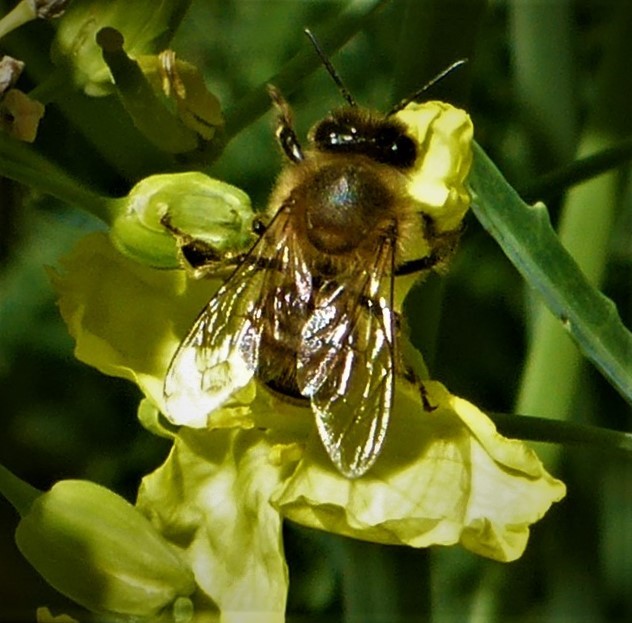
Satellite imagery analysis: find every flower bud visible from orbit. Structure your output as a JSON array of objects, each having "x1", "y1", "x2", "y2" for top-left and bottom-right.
[
  {"x1": 50, "y1": 0, "x2": 190, "y2": 96},
  {"x1": 15, "y1": 480, "x2": 195, "y2": 617},
  {"x1": 109, "y1": 172, "x2": 254, "y2": 268},
  {"x1": 97, "y1": 28, "x2": 222, "y2": 154}
]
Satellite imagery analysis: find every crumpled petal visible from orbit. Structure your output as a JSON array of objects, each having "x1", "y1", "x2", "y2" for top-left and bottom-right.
[
  {"x1": 49, "y1": 232, "x2": 219, "y2": 409},
  {"x1": 272, "y1": 381, "x2": 566, "y2": 562},
  {"x1": 136, "y1": 427, "x2": 289, "y2": 623},
  {"x1": 396, "y1": 101, "x2": 473, "y2": 233}
]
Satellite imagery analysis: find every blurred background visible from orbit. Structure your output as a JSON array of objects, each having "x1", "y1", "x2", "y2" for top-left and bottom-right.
[{"x1": 0, "y1": 0, "x2": 630, "y2": 621}]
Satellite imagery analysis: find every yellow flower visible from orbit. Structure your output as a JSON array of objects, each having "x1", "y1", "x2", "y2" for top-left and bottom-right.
[
  {"x1": 45, "y1": 95, "x2": 564, "y2": 618},
  {"x1": 49, "y1": 231, "x2": 565, "y2": 618}
]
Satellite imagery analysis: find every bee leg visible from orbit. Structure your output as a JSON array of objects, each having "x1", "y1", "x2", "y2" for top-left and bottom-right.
[
  {"x1": 419, "y1": 381, "x2": 437, "y2": 412},
  {"x1": 160, "y1": 213, "x2": 243, "y2": 278},
  {"x1": 401, "y1": 362, "x2": 437, "y2": 412},
  {"x1": 267, "y1": 84, "x2": 304, "y2": 163},
  {"x1": 395, "y1": 217, "x2": 464, "y2": 276}
]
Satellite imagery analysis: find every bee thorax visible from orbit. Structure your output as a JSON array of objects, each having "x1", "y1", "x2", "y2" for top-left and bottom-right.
[{"x1": 301, "y1": 163, "x2": 393, "y2": 255}]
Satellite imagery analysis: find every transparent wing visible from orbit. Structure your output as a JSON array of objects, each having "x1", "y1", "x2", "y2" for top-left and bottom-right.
[
  {"x1": 164, "y1": 206, "x2": 311, "y2": 427},
  {"x1": 297, "y1": 237, "x2": 396, "y2": 478}
]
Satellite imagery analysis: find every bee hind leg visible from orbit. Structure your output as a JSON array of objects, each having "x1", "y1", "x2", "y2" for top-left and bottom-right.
[
  {"x1": 419, "y1": 381, "x2": 437, "y2": 412},
  {"x1": 267, "y1": 84, "x2": 304, "y2": 163},
  {"x1": 401, "y1": 363, "x2": 437, "y2": 412}
]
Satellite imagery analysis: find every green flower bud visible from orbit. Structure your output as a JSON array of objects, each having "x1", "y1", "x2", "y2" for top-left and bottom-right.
[
  {"x1": 109, "y1": 172, "x2": 255, "y2": 269},
  {"x1": 15, "y1": 480, "x2": 195, "y2": 617},
  {"x1": 50, "y1": 0, "x2": 190, "y2": 96},
  {"x1": 96, "y1": 28, "x2": 222, "y2": 154}
]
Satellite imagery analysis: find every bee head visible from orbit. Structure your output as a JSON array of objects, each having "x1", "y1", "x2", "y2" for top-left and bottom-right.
[{"x1": 310, "y1": 109, "x2": 417, "y2": 168}]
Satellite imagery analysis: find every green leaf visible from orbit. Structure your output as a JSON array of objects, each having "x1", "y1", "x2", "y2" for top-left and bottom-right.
[{"x1": 469, "y1": 142, "x2": 632, "y2": 407}]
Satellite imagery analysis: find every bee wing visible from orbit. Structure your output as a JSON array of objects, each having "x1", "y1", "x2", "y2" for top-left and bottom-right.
[
  {"x1": 164, "y1": 206, "x2": 310, "y2": 427},
  {"x1": 297, "y1": 237, "x2": 396, "y2": 478}
]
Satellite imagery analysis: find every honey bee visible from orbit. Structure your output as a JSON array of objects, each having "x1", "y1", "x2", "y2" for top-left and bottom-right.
[{"x1": 164, "y1": 33, "x2": 468, "y2": 478}]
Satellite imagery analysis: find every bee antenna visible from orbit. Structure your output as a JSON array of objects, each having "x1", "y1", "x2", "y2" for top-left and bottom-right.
[
  {"x1": 304, "y1": 28, "x2": 357, "y2": 107},
  {"x1": 388, "y1": 58, "x2": 468, "y2": 115}
]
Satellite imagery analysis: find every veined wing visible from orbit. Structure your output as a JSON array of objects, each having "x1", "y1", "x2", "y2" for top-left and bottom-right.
[
  {"x1": 164, "y1": 206, "x2": 311, "y2": 428},
  {"x1": 296, "y1": 236, "x2": 397, "y2": 478}
]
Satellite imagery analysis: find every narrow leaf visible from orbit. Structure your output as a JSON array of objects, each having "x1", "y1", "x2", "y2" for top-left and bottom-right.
[{"x1": 469, "y1": 142, "x2": 632, "y2": 406}]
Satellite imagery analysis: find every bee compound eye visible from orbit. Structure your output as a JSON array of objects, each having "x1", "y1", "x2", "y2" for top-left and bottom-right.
[
  {"x1": 375, "y1": 127, "x2": 417, "y2": 167},
  {"x1": 313, "y1": 119, "x2": 339, "y2": 148},
  {"x1": 392, "y1": 134, "x2": 417, "y2": 167}
]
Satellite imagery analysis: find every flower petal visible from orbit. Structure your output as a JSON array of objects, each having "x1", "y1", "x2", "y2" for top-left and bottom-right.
[
  {"x1": 50, "y1": 232, "x2": 217, "y2": 408},
  {"x1": 272, "y1": 381, "x2": 565, "y2": 562},
  {"x1": 136, "y1": 428, "x2": 289, "y2": 623},
  {"x1": 396, "y1": 101, "x2": 473, "y2": 233}
]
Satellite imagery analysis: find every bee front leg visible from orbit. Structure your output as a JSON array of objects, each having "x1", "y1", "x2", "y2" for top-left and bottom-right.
[
  {"x1": 267, "y1": 84, "x2": 304, "y2": 164},
  {"x1": 160, "y1": 213, "x2": 250, "y2": 279}
]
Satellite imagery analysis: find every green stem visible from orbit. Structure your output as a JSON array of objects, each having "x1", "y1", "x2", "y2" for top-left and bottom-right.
[
  {"x1": 0, "y1": 133, "x2": 114, "y2": 222},
  {"x1": 517, "y1": 137, "x2": 632, "y2": 202},
  {"x1": 489, "y1": 412, "x2": 632, "y2": 456},
  {"x1": 338, "y1": 538, "x2": 432, "y2": 623},
  {"x1": 0, "y1": 0, "x2": 35, "y2": 40},
  {"x1": 510, "y1": 0, "x2": 577, "y2": 166},
  {"x1": 0, "y1": 463, "x2": 41, "y2": 517},
  {"x1": 221, "y1": 0, "x2": 390, "y2": 144}
]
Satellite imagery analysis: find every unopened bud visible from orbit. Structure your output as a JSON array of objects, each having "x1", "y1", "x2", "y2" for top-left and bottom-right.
[{"x1": 15, "y1": 480, "x2": 195, "y2": 617}]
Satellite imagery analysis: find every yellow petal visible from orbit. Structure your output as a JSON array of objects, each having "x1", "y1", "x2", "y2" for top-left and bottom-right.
[
  {"x1": 136, "y1": 428, "x2": 288, "y2": 623},
  {"x1": 396, "y1": 101, "x2": 473, "y2": 233},
  {"x1": 272, "y1": 381, "x2": 565, "y2": 562},
  {"x1": 49, "y1": 232, "x2": 217, "y2": 409}
]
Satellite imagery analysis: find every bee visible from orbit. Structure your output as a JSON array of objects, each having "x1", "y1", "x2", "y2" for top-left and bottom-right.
[{"x1": 164, "y1": 32, "x2": 469, "y2": 478}]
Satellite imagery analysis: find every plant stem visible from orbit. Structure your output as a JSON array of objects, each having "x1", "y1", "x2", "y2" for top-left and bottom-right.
[
  {"x1": 0, "y1": 134, "x2": 114, "y2": 223},
  {"x1": 0, "y1": 0, "x2": 35, "y2": 40},
  {"x1": 222, "y1": 0, "x2": 390, "y2": 144},
  {"x1": 0, "y1": 463, "x2": 41, "y2": 517},
  {"x1": 517, "y1": 137, "x2": 632, "y2": 202},
  {"x1": 489, "y1": 412, "x2": 632, "y2": 456}
]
